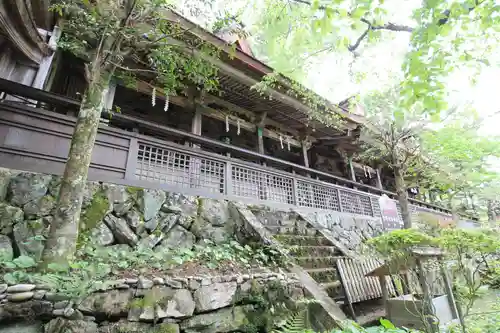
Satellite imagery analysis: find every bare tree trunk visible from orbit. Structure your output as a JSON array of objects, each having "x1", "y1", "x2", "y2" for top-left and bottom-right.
[
  {"x1": 394, "y1": 166, "x2": 412, "y2": 228},
  {"x1": 40, "y1": 70, "x2": 109, "y2": 268}
]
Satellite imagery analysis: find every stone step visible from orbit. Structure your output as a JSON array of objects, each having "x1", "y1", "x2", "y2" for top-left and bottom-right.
[
  {"x1": 305, "y1": 267, "x2": 339, "y2": 284},
  {"x1": 295, "y1": 256, "x2": 343, "y2": 269},
  {"x1": 266, "y1": 225, "x2": 317, "y2": 236},
  {"x1": 273, "y1": 234, "x2": 332, "y2": 246},
  {"x1": 288, "y1": 245, "x2": 340, "y2": 257},
  {"x1": 320, "y1": 280, "x2": 343, "y2": 299}
]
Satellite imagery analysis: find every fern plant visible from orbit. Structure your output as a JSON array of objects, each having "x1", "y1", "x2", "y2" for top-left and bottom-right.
[{"x1": 272, "y1": 309, "x2": 310, "y2": 333}]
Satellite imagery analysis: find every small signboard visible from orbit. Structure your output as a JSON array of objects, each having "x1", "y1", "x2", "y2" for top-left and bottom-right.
[{"x1": 378, "y1": 194, "x2": 402, "y2": 229}]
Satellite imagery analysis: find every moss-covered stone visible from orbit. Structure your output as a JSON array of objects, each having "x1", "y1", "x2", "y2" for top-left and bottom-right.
[
  {"x1": 196, "y1": 197, "x2": 203, "y2": 217},
  {"x1": 155, "y1": 323, "x2": 179, "y2": 333},
  {"x1": 126, "y1": 186, "x2": 143, "y2": 198},
  {"x1": 80, "y1": 190, "x2": 110, "y2": 232}
]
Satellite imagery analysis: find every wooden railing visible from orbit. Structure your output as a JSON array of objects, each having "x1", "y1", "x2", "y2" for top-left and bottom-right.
[{"x1": 0, "y1": 79, "x2": 478, "y2": 228}]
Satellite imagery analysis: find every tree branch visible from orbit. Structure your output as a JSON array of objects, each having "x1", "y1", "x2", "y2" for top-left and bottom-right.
[{"x1": 289, "y1": 0, "x2": 414, "y2": 53}]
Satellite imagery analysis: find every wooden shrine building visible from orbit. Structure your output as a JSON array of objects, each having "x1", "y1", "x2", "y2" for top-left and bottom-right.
[{"x1": 0, "y1": 2, "x2": 476, "y2": 229}]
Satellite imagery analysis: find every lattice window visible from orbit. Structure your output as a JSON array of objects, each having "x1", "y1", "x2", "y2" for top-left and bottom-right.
[
  {"x1": 232, "y1": 166, "x2": 293, "y2": 204},
  {"x1": 296, "y1": 181, "x2": 314, "y2": 208},
  {"x1": 296, "y1": 181, "x2": 340, "y2": 211},
  {"x1": 371, "y1": 196, "x2": 381, "y2": 218},
  {"x1": 339, "y1": 190, "x2": 366, "y2": 215},
  {"x1": 136, "y1": 144, "x2": 225, "y2": 193}
]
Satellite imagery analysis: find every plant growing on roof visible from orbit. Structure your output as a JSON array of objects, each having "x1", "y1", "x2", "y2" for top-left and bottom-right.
[{"x1": 41, "y1": 0, "x2": 229, "y2": 268}]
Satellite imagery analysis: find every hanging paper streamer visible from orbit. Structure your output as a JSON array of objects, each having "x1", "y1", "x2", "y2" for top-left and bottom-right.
[
  {"x1": 286, "y1": 136, "x2": 291, "y2": 151},
  {"x1": 164, "y1": 95, "x2": 169, "y2": 112},
  {"x1": 279, "y1": 134, "x2": 284, "y2": 149},
  {"x1": 151, "y1": 87, "x2": 156, "y2": 107},
  {"x1": 367, "y1": 167, "x2": 371, "y2": 178},
  {"x1": 237, "y1": 119, "x2": 241, "y2": 135},
  {"x1": 363, "y1": 165, "x2": 368, "y2": 178},
  {"x1": 225, "y1": 115, "x2": 229, "y2": 132}
]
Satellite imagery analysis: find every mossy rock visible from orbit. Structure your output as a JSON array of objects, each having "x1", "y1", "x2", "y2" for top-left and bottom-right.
[{"x1": 80, "y1": 190, "x2": 110, "y2": 232}]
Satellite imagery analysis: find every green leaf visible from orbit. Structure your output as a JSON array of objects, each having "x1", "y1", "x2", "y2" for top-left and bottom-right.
[
  {"x1": 3, "y1": 261, "x2": 17, "y2": 269},
  {"x1": 351, "y1": 8, "x2": 366, "y2": 19},
  {"x1": 13, "y1": 255, "x2": 36, "y2": 268},
  {"x1": 3, "y1": 273, "x2": 17, "y2": 285},
  {"x1": 380, "y1": 318, "x2": 396, "y2": 329}
]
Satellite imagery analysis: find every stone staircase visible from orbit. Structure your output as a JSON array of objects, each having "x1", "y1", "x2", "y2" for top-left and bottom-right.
[{"x1": 266, "y1": 223, "x2": 344, "y2": 303}]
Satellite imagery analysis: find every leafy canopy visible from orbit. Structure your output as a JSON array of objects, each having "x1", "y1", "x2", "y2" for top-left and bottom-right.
[
  {"x1": 248, "y1": 0, "x2": 500, "y2": 116},
  {"x1": 51, "y1": 0, "x2": 223, "y2": 97}
]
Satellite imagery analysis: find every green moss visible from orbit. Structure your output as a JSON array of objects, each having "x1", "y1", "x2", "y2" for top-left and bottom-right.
[
  {"x1": 155, "y1": 323, "x2": 179, "y2": 333},
  {"x1": 126, "y1": 186, "x2": 143, "y2": 198},
  {"x1": 196, "y1": 197, "x2": 203, "y2": 217},
  {"x1": 80, "y1": 190, "x2": 109, "y2": 232}
]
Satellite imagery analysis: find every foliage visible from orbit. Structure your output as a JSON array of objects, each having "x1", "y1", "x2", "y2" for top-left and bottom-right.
[
  {"x1": 249, "y1": 0, "x2": 500, "y2": 116},
  {"x1": 438, "y1": 228, "x2": 500, "y2": 316},
  {"x1": 271, "y1": 309, "x2": 310, "y2": 333},
  {"x1": 420, "y1": 117, "x2": 500, "y2": 218},
  {"x1": 171, "y1": 240, "x2": 291, "y2": 269},
  {"x1": 357, "y1": 87, "x2": 433, "y2": 228},
  {"x1": 42, "y1": 0, "x2": 232, "y2": 267},
  {"x1": 365, "y1": 225, "x2": 500, "y2": 332},
  {"x1": 366, "y1": 228, "x2": 437, "y2": 261},
  {"x1": 51, "y1": 0, "x2": 221, "y2": 96},
  {"x1": 1, "y1": 239, "x2": 289, "y2": 300}
]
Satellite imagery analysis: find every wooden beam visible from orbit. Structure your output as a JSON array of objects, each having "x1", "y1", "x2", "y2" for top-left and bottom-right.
[
  {"x1": 204, "y1": 93, "x2": 304, "y2": 138},
  {"x1": 162, "y1": 10, "x2": 364, "y2": 128},
  {"x1": 164, "y1": 37, "x2": 357, "y2": 131},
  {"x1": 134, "y1": 80, "x2": 302, "y2": 148},
  {"x1": 32, "y1": 25, "x2": 60, "y2": 89}
]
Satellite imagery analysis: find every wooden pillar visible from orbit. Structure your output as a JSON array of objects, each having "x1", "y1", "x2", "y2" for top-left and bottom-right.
[
  {"x1": 376, "y1": 166, "x2": 383, "y2": 189},
  {"x1": 301, "y1": 141, "x2": 310, "y2": 168},
  {"x1": 188, "y1": 88, "x2": 202, "y2": 188},
  {"x1": 348, "y1": 156, "x2": 356, "y2": 182},
  {"x1": 257, "y1": 126, "x2": 265, "y2": 155},
  {"x1": 256, "y1": 112, "x2": 267, "y2": 157},
  {"x1": 191, "y1": 108, "x2": 202, "y2": 136}
]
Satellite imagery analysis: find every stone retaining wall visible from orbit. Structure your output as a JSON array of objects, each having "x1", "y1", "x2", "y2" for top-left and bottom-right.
[
  {"x1": 0, "y1": 168, "x2": 241, "y2": 260},
  {"x1": 0, "y1": 272, "x2": 303, "y2": 333}
]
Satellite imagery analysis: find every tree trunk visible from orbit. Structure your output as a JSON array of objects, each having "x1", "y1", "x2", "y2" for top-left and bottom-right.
[
  {"x1": 394, "y1": 166, "x2": 412, "y2": 228},
  {"x1": 487, "y1": 200, "x2": 496, "y2": 228},
  {"x1": 40, "y1": 71, "x2": 109, "y2": 268}
]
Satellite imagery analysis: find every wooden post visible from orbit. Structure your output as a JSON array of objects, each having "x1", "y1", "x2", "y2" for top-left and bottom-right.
[
  {"x1": 257, "y1": 126, "x2": 265, "y2": 155},
  {"x1": 439, "y1": 260, "x2": 465, "y2": 328},
  {"x1": 191, "y1": 109, "x2": 202, "y2": 136},
  {"x1": 416, "y1": 258, "x2": 438, "y2": 332},
  {"x1": 189, "y1": 103, "x2": 203, "y2": 188},
  {"x1": 256, "y1": 112, "x2": 267, "y2": 157},
  {"x1": 376, "y1": 166, "x2": 383, "y2": 189},
  {"x1": 301, "y1": 140, "x2": 310, "y2": 168},
  {"x1": 348, "y1": 156, "x2": 356, "y2": 182},
  {"x1": 379, "y1": 275, "x2": 389, "y2": 318}
]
